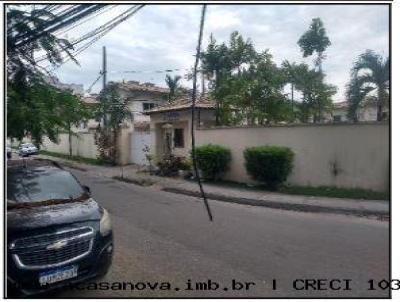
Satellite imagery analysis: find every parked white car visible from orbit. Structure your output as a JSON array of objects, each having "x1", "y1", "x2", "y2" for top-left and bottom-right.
[
  {"x1": 7, "y1": 145, "x2": 12, "y2": 159},
  {"x1": 18, "y1": 143, "x2": 38, "y2": 157}
]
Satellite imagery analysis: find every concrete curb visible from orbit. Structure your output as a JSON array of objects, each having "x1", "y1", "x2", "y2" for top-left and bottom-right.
[{"x1": 162, "y1": 187, "x2": 389, "y2": 221}]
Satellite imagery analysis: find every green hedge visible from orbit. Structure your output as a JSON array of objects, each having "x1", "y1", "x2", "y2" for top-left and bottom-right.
[
  {"x1": 193, "y1": 144, "x2": 231, "y2": 180},
  {"x1": 244, "y1": 145, "x2": 294, "y2": 189}
]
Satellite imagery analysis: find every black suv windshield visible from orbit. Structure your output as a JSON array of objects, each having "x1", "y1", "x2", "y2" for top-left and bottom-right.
[{"x1": 7, "y1": 166, "x2": 85, "y2": 205}]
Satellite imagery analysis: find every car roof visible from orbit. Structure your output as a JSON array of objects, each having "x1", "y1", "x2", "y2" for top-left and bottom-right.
[{"x1": 7, "y1": 159, "x2": 63, "y2": 172}]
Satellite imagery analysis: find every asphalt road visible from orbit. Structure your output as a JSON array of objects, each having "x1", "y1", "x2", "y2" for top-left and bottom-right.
[{"x1": 54, "y1": 168, "x2": 389, "y2": 298}]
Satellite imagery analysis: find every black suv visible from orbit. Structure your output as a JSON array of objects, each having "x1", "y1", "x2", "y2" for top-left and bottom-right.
[{"x1": 7, "y1": 159, "x2": 113, "y2": 296}]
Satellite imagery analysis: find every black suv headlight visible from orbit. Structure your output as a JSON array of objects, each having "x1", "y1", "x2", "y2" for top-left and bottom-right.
[{"x1": 100, "y1": 208, "x2": 112, "y2": 236}]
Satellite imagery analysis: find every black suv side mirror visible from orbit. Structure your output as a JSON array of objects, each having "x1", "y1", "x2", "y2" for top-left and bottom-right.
[{"x1": 83, "y1": 185, "x2": 91, "y2": 195}]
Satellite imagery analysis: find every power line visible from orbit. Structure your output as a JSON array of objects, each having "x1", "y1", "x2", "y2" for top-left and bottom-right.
[
  {"x1": 70, "y1": 5, "x2": 140, "y2": 47},
  {"x1": 15, "y1": 5, "x2": 106, "y2": 48},
  {"x1": 55, "y1": 5, "x2": 118, "y2": 36},
  {"x1": 190, "y1": 5, "x2": 212, "y2": 222},
  {"x1": 86, "y1": 73, "x2": 103, "y2": 93},
  {"x1": 39, "y1": 5, "x2": 144, "y2": 67}
]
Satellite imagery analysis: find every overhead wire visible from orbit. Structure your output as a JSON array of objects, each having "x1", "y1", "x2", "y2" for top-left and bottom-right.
[
  {"x1": 37, "y1": 5, "x2": 144, "y2": 67},
  {"x1": 15, "y1": 5, "x2": 105, "y2": 48},
  {"x1": 86, "y1": 73, "x2": 103, "y2": 93},
  {"x1": 43, "y1": 5, "x2": 144, "y2": 71},
  {"x1": 54, "y1": 5, "x2": 118, "y2": 37},
  {"x1": 190, "y1": 5, "x2": 213, "y2": 222}
]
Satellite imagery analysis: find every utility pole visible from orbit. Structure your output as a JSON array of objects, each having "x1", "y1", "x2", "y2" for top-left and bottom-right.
[
  {"x1": 102, "y1": 46, "x2": 107, "y2": 126},
  {"x1": 291, "y1": 83, "x2": 294, "y2": 116},
  {"x1": 201, "y1": 70, "x2": 205, "y2": 96},
  {"x1": 102, "y1": 46, "x2": 107, "y2": 89}
]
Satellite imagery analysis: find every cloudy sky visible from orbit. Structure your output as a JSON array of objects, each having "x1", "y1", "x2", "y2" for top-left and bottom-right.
[{"x1": 48, "y1": 4, "x2": 389, "y2": 101}]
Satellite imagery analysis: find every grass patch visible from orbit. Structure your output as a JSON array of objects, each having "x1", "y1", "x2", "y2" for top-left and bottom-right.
[
  {"x1": 39, "y1": 150, "x2": 106, "y2": 166},
  {"x1": 197, "y1": 179, "x2": 389, "y2": 201},
  {"x1": 279, "y1": 185, "x2": 389, "y2": 201},
  {"x1": 112, "y1": 176, "x2": 155, "y2": 187}
]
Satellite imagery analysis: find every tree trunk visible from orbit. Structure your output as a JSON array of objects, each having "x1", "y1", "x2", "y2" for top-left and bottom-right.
[
  {"x1": 377, "y1": 104, "x2": 382, "y2": 121},
  {"x1": 68, "y1": 124, "x2": 72, "y2": 157},
  {"x1": 113, "y1": 127, "x2": 118, "y2": 165},
  {"x1": 215, "y1": 70, "x2": 220, "y2": 125},
  {"x1": 291, "y1": 83, "x2": 294, "y2": 117},
  {"x1": 377, "y1": 87, "x2": 385, "y2": 121}
]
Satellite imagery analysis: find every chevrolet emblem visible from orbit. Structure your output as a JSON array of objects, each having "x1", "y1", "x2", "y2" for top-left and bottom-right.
[{"x1": 46, "y1": 240, "x2": 68, "y2": 250}]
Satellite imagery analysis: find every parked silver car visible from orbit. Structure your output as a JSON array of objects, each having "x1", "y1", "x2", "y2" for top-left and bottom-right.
[{"x1": 18, "y1": 143, "x2": 38, "y2": 157}]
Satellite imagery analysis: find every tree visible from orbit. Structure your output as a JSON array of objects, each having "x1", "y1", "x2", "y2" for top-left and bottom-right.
[
  {"x1": 200, "y1": 32, "x2": 256, "y2": 125},
  {"x1": 282, "y1": 61, "x2": 336, "y2": 123},
  {"x1": 7, "y1": 76, "x2": 88, "y2": 146},
  {"x1": 7, "y1": 6, "x2": 81, "y2": 144},
  {"x1": 215, "y1": 50, "x2": 292, "y2": 125},
  {"x1": 282, "y1": 60, "x2": 310, "y2": 120},
  {"x1": 350, "y1": 50, "x2": 389, "y2": 121},
  {"x1": 94, "y1": 83, "x2": 132, "y2": 165},
  {"x1": 297, "y1": 18, "x2": 331, "y2": 72},
  {"x1": 165, "y1": 74, "x2": 181, "y2": 102},
  {"x1": 7, "y1": 6, "x2": 78, "y2": 83},
  {"x1": 57, "y1": 90, "x2": 90, "y2": 156}
]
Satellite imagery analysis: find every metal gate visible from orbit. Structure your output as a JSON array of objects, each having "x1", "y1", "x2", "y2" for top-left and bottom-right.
[{"x1": 130, "y1": 129, "x2": 151, "y2": 165}]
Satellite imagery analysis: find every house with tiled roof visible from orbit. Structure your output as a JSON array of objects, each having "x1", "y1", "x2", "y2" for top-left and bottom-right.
[
  {"x1": 331, "y1": 97, "x2": 389, "y2": 122},
  {"x1": 146, "y1": 96, "x2": 216, "y2": 160}
]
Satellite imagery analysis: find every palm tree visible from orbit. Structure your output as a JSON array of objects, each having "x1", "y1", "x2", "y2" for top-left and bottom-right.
[
  {"x1": 351, "y1": 50, "x2": 389, "y2": 121},
  {"x1": 297, "y1": 18, "x2": 331, "y2": 73},
  {"x1": 96, "y1": 83, "x2": 132, "y2": 164},
  {"x1": 345, "y1": 75, "x2": 374, "y2": 122},
  {"x1": 165, "y1": 74, "x2": 181, "y2": 102}
]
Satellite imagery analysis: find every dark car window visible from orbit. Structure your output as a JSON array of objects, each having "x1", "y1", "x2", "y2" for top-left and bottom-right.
[{"x1": 7, "y1": 167, "x2": 85, "y2": 204}]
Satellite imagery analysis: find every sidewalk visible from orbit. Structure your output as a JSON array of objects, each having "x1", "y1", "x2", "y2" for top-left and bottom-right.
[
  {"x1": 38, "y1": 154, "x2": 389, "y2": 220},
  {"x1": 162, "y1": 182, "x2": 389, "y2": 220}
]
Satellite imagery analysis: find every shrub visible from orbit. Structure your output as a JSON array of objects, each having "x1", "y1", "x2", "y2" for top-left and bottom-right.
[
  {"x1": 244, "y1": 145, "x2": 294, "y2": 189},
  {"x1": 192, "y1": 144, "x2": 231, "y2": 180},
  {"x1": 156, "y1": 155, "x2": 188, "y2": 177}
]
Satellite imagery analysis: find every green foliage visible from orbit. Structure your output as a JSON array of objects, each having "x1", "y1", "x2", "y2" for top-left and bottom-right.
[
  {"x1": 244, "y1": 146, "x2": 294, "y2": 189},
  {"x1": 7, "y1": 6, "x2": 82, "y2": 144},
  {"x1": 200, "y1": 30, "x2": 337, "y2": 125},
  {"x1": 96, "y1": 83, "x2": 132, "y2": 130},
  {"x1": 282, "y1": 61, "x2": 336, "y2": 123},
  {"x1": 345, "y1": 75, "x2": 374, "y2": 122},
  {"x1": 280, "y1": 185, "x2": 388, "y2": 201},
  {"x1": 297, "y1": 18, "x2": 331, "y2": 70},
  {"x1": 165, "y1": 74, "x2": 182, "y2": 102},
  {"x1": 7, "y1": 76, "x2": 88, "y2": 145},
  {"x1": 94, "y1": 127, "x2": 115, "y2": 165},
  {"x1": 94, "y1": 83, "x2": 132, "y2": 165},
  {"x1": 201, "y1": 32, "x2": 295, "y2": 125},
  {"x1": 7, "y1": 6, "x2": 78, "y2": 83},
  {"x1": 156, "y1": 155, "x2": 189, "y2": 177},
  {"x1": 192, "y1": 144, "x2": 231, "y2": 180},
  {"x1": 349, "y1": 50, "x2": 389, "y2": 121}
]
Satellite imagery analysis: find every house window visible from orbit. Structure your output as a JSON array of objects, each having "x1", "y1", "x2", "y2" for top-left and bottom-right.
[
  {"x1": 333, "y1": 115, "x2": 342, "y2": 122},
  {"x1": 173, "y1": 128, "x2": 184, "y2": 148},
  {"x1": 142, "y1": 103, "x2": 155, "y2": 111}
]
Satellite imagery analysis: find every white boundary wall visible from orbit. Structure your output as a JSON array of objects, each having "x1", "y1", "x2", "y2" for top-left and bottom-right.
[
  {"x1": 196, "y1": 122, "x2": 389, "y2": 192},
  {"x1": 41, "y1": 132, "x2": 99, "y2": 159}
]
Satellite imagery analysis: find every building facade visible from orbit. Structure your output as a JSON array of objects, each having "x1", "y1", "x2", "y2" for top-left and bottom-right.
[
  {"x1": 147, "y1": 97, "x2": 216, "y2": 161},
  {"x1": 331, "y1": 99, "x2": 389, "y2": 122}
]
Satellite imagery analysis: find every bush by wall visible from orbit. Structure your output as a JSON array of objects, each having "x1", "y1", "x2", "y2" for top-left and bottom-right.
[
  {"x1": 244, "y1": 145, "x2": 294, "y2": 189},
  {"x1": 193, "y1": 144, "x2": 231, "y2": 180},
  {"x1": 156, "y1": 155, "x2": 189, "y2": 177}
]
